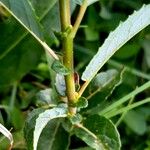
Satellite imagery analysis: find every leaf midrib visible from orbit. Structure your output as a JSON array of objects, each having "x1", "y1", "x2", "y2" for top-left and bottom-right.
[
  {"x1": 49, "y1": 121, "x2": 60, "y2": 150},
  {"x1": 0, "y1": 0, "x2": 56, "y2": 60}
]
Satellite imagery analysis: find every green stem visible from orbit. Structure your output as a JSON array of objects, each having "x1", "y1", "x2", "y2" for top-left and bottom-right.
[
  {"x1": 108, "y1": 59, "x2": 150, "y2": 80},
  {"x1": 115, "y1": 96, "x2": 134, "y2": 127},
  {"x1": 59, "y1": 0, "x2": 76, "y2": 114},
  {"x1": 106, "y1": 97, "x2": 150, "y2": 118}
]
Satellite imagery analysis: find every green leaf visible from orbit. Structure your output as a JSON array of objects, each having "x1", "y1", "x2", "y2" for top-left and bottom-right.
[
  {"x1": 123, "y1": 110, "x2": 147, "y2": 135},
  {"x1": 24, "y1": 108, "x2": 44, "y2": 150},
  {"x1": 36, "y1": 88, "x2": 57, "y2": 107},
  {"x1": 83, "y1": 115, "x2": 121, "y2": 150},
  {"x1": 31, "y1": 0, "x2": 57, "y2": 18},
  {"x1": 0, "y1": 0, "x2": 42, "y2": 38},
  {"x1": 76, "y1": 97, "x2": 88, "y2": 109},
  {"x1": 74, "y1": 124, "x2": 106, "y2": 150},
  {"x1": 0, "y1": 32, "x2": 43, "y2": 86},
  {"x1": 0, "y1": 123, "x2": 13, "y2": 147},
  {"x1": 0, "y1": 34, "x2": 43, "y2": 86},
  {"x1": 33, "y1": 104, "x2": 68, "y2": 150},
  {"x1": 91, "y1": 69, "x2": 119, "y2": 91},
  {"x1": 38, "y1": 119, "x2": 70, "y2": 150},
  {"x1": 69, "y1": 113, "x2": 82, "y2": 125},
  {"x1": 142, "y1": 39, "x2": 150, "y2": 68},
  {"x1": 72, "y1": 147, "x2": 93, "y2": 150},
  {"x1": 85, "y1": 69, "x2": 124, "y2": 114},
  {"x1": 52, "y1": 60, "x2": 71, "y2": 75},
  {"x1": 0, "y1": 0, "x2": 58, "y2": 60},
  {"x1": 114, "y1": 43, "x2": 140, "y2": 59},
  {"x1": 72, "y1": 0, "x2": 99, "y2": 6},
  {"x1": 105, "y1": 97, "x2": 150, "y2": 119},
  {"x1": 100, "y1": 81, "x2": 150, "y2": 116},
  {"x1": 82, "y1": 4, "x2": 150, "y2": 81}
]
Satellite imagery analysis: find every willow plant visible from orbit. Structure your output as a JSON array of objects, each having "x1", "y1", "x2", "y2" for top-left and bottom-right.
[{"x1": 0, "y1": 0, "x2": 150, "y2": 149}]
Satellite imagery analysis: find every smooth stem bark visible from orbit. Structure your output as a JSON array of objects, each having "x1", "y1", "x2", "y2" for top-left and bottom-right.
[
  {"x1": 70, "y1": 0, "x2": 87, "y2": 38},
  {"x1": 59, "y1": 0, "x2": 76, "y2": 114}
]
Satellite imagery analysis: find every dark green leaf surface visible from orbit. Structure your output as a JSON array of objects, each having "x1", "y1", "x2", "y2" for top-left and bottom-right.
[
  {"x1": 0, "y1": 0, "x2": 43, "y2": 39},
  {"x1": 69, "y1": 113, "x2": 82, "y2": 124},
  {"x1": 83, "y1": 115, "x2": 121, "y2": 150},
  {"x1": 38, "y1": 119, "x2": 70, "y2": 150},
  {"x1": 52, "y1": 60, "x2": 71, "y2": 75},
  {"x1": 90, "y1": 69, "x2": 119, "y2": 91},
  {"x1": 55, "y1": 74, "x2": 66, "y2": 96},
  {"x1": 82, "y1": 4, "x2": 150, "y2": 81},
  {"x1": 0, "y1": 30, "x2": 43, "y2": 86},
  {"x1": 24, "y1": 108, "x2": 69, "y2": 150}
]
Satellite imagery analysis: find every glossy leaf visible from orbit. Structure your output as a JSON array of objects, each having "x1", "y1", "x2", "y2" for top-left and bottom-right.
[
  {"x1": 0, "y1": 32, "x2": 43, "y2": 86},
  {"x1": 75, "y1": 97, "x2": 88, "y2": 109},
  {"x1": 33, "y1": 104, "x2": 68, "y2": 150},
  {"x1": 0, "y1": 0, "x2": 58, "y2": 60},
  {"x1": 36, "y1": 88, "x2": 57, "y2": 107},
  {"x1": 24, "y1": 108, "x2": 44, "y2": 150},
  {"x1": 83, "y1": 115, "x2": 121, "y2": 150},
  {"x1": 38, "y1": 119, "x2": 70, "y2": 150},
  {"x1": 123, "y1": 110, "x2": 147, "y2": 135},
  {"x1": 52, "y1": 60, "x2": 71, "y2": 75},
  {"x1": 82, "y1": 4, "x2": 150, "y2": 81},
  {"x1": 91, "y1": 69, "x2": 118, "y2": 90},
  {"x1": 74, "y1": 124, "x2": 106, "y2": 150},
  {"x1": 85, "y1": 69, "x2": 124, "y2": 114},
  {"x1": 142, "y1": 39, "x2": 150, "y2": 68}
]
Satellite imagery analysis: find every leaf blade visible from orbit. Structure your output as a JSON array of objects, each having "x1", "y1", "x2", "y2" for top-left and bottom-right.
[
  {"x1": 0, "y1": 0, "x2": 58, "y2": 60},
  {"x1": 0, "y1": 0, "x2": 42, "y2": 39},
  {"x1": 73, "y1": 0, "x2": 99, "y2": 6},
  {"x1": 33, "y1": 104, "x2": 68, "y2": 150},
  {"x1": 82, "y1": 4, "x2": 150, "y2": 81}
]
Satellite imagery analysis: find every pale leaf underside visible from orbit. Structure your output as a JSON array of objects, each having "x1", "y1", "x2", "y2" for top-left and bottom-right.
[
  {"x1": 82, "y1": 4, "x2": 150, "y2": 81},
  {"x1": 0, "y1": 0, "x2": 58, "y2": 60},
  {"x1": 33, "y1": 105, "x2": 68, "y2": 150}
]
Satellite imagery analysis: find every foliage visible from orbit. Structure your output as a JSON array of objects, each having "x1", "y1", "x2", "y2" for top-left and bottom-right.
[{"x1": 0, "y1": 0, "x2": 150, "y2": 150}]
